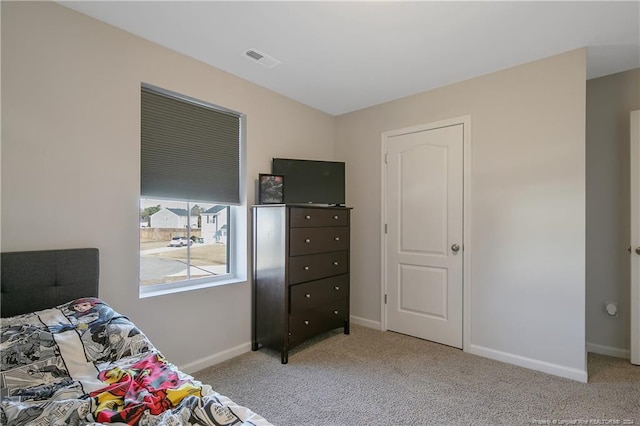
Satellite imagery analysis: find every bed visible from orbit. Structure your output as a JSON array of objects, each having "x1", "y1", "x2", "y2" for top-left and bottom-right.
[{"x1": 1, "y1": 248, "x2": 271, "y2": 425}]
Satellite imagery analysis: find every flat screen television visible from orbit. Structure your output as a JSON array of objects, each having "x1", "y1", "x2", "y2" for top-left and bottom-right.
[{"x1": 272, "y1": 158, "x2": 345, "y2": 206}]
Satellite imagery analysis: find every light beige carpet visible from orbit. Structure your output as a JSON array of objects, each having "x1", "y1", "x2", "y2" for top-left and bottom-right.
[{"x1": 193, "y1": 325, "x2": 640, "y2": 425}]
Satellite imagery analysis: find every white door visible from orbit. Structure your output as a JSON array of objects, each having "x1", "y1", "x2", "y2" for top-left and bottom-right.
[
  {"x1": 384, "y1": 123, "x2": 464, "y2": 348},
  {"x1": 631, "y1": 110, "x2": 639, "y2": 366}
]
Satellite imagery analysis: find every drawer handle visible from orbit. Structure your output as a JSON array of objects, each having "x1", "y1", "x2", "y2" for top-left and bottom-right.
[
  {"x1": 304, "y1": 266, "x2": 310, "y2": 271},
  {"x1": 305, "y1": 293, "x2": 311, "y2": 298},
  {"x1": 305, "y1": 238, "x2": 311, "y2": 243},
  {"x1": 333, "y1": 215, "x2": 339, "y2": 220},
  {"x1": 333, "y1": 310, "x2": 339, "y2": 315},
  {"x1": 333, "y1": 261, "x2": 339, "y2": 266},
  {"x1": 305, "y1": 215, "x2": 311, "y2": 220},
  {"x1": 334, "y1": 237, "x2": 340, "y2": 241},
  {"x1": 304, "y1": 320, "x2": 310, "y2": 325},
  {"x1": 334, "y1": 286, "x2": 340, "y2": 291}
]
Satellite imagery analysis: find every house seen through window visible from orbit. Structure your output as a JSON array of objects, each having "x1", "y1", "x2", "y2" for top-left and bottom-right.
[{"x1": 140, "y1": 83, "x2": 244, "y2": 293}]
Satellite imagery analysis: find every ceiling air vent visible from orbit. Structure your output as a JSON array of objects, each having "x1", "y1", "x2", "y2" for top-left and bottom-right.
[{"x1": 244, "y1": 48, "x2": 281, "y2": 69}]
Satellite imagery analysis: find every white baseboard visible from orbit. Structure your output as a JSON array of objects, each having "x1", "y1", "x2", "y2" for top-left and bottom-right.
[
  {"x1": 350, "y1": 315, "x2": 382, "y2": 330},
  {"x1": 586, "y1": 342, "x2": 630, "y2": 359},
  {"x1": 468, "y1": 344, "x2": 588, "y2": 383},
  {"x1": 179, "y1": 342, "x2": 251, "y2": 375}
]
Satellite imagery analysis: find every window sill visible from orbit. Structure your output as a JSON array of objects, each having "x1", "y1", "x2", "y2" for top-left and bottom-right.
[{"x1": 139, "y1": 276, "x2": 246, "y2": 299}]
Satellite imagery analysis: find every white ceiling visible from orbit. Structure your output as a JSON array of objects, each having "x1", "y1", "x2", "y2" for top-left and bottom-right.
[{"x1": 60, "y1": 1, "x2": 640, "y2": 116}]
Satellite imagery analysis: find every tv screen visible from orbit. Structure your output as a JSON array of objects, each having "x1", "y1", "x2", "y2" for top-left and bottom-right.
[{"x1": 272, "y1": 158, "x2": 345, "y2": 206}]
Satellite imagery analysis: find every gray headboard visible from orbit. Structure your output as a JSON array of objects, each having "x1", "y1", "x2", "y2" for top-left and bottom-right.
[{"x1": 1, "y1": 248, "x2": 99, "y2": 318}]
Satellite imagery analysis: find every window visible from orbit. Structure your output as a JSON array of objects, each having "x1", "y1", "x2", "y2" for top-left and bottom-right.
[{"x1": 139, "y1": 84, "x2": 245, "y2": 295}]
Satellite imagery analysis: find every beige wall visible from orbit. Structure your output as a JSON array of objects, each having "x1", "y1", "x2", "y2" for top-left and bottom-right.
[
  {"x1": 336, "y1": 49, "x2": 587, "y2": 379},
  {"x1": 1, "y1": 1, "x2": 335, "y2": 368},
  {"x1": 586, "y1": 68, "x2": 640, "y2": 356}
]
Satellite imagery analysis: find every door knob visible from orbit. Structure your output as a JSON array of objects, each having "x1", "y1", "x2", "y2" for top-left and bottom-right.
[
  {"x1": 636, "y1": 247, "x2": 640, "y2": 255},
  {"x1": 451, "y1": 243, "x2": 460, "y2": 253}
]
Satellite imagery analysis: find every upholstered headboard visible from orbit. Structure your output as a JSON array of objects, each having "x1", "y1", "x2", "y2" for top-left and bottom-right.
[{"x1": 1, "y1": 248, "x2": 99, "y2": 318}]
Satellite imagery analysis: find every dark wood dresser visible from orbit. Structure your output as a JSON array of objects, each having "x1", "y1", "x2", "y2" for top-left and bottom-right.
[{"x1": 251, "y1": 204, "x2": 351, "y2": 363}]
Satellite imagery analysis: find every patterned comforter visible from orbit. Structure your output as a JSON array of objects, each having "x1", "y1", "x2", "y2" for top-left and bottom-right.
[{"x1": 0, "y1": 298, "x2": 271, "y2": 425}]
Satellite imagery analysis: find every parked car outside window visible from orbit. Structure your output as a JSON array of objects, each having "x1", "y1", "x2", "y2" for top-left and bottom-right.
[{"x1": 168, "y1": 236, "x2": 191, "y2": 247}]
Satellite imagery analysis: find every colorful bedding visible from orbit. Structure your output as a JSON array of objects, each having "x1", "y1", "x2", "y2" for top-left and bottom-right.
[{"x1": 0, "y1": 298, "x2": 271, "y2": 425}]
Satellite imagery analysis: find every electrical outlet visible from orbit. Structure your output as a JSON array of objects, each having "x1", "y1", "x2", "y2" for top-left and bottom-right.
[{"x1": 605, "y1": 302, "x2": 618, "y2": 317}]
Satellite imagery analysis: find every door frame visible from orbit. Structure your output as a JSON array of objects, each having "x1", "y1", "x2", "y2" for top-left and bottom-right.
[
  {"x1": 381, "y1": 115, "x2": 472, "y2": 350},
  {"x1": 631, "y1": 110, "x2": 639, "y2": 365}
]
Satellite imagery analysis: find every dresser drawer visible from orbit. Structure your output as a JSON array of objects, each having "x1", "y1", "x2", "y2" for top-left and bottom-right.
[
  {"x1": 290, "y1": 275, "x2": 348, "y2": 314},
  {"x1": 289, "y1": 227, "x2": 350, "y2": 256},
  {"x1": 289, "y1": 251, "x2": 348, "y2": 284},
  {"x1": 290, "y1": 208, "x2": 349, "y2": 228},
  {"x1": 289, "y1": 300, "x2": 348, "y2": 345}
]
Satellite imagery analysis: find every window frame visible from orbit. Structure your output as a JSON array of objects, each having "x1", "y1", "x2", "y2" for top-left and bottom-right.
[{"x1": 139, "y1": 84, "x2": 247, "y2": 298}]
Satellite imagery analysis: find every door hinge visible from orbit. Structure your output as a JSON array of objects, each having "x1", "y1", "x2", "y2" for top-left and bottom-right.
[
  {"x1": 385, "y1": 224, "x2": 388, "y2": 234},
  {"x1": 385, "y1": 154, "x2": 388, "y2": 164},
  {"x1": 384, "y1": 294, "x2": 387, "y2": 304}
]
